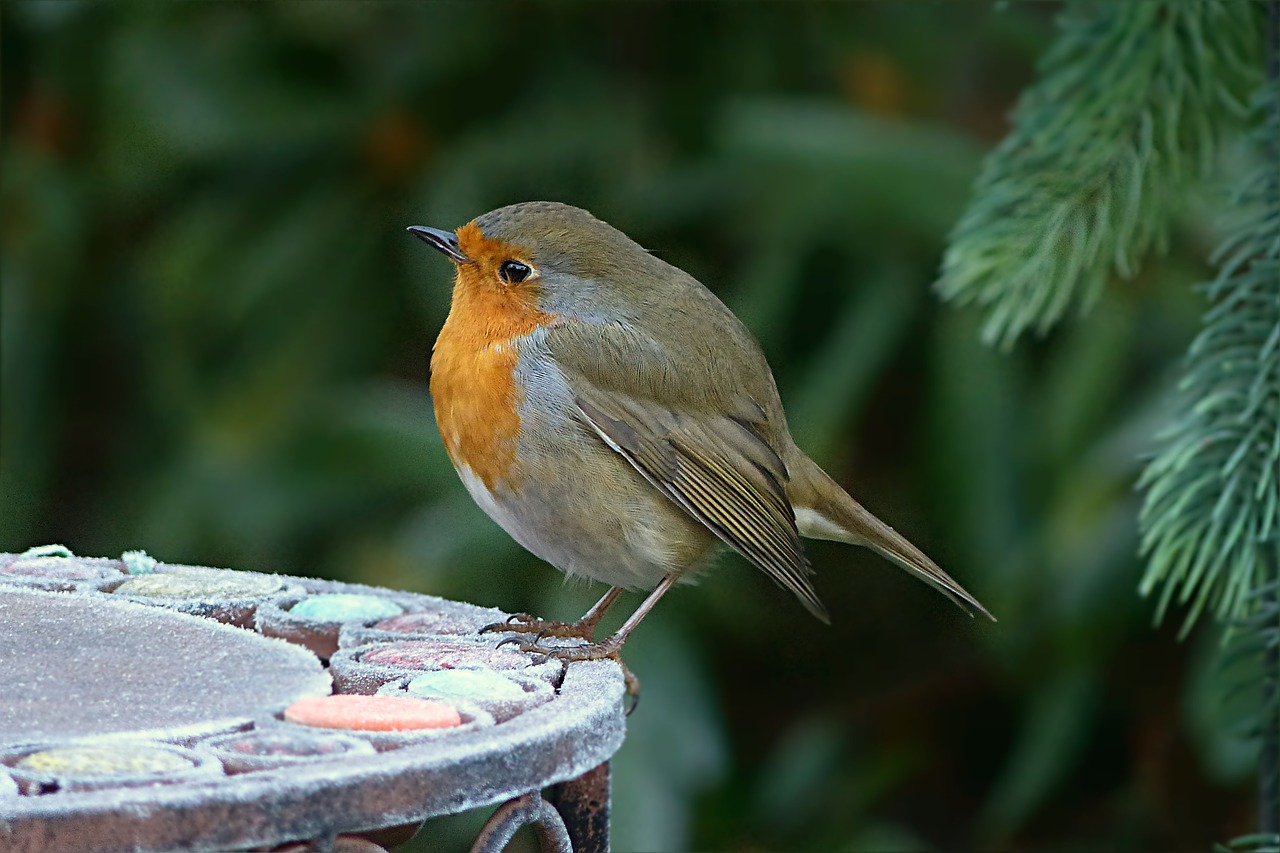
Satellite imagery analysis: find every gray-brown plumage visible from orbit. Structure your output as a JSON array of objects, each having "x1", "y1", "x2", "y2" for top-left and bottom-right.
[{"x1": 410, "y1": 201, "x2": 993, "y2": 689}]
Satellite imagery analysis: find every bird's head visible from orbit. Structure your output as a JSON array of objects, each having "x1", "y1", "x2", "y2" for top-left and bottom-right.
[{"x1": 408, "y1": 201, "x2": 664, "y2": 324}]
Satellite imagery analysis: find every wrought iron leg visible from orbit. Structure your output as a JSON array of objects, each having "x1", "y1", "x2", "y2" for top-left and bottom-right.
[
  {"x1": 470, "y1": 793, "x2": 572, "y2": 853},
  {"x1": 547, "y1": 762, "x2": 610, "y2": 853}
]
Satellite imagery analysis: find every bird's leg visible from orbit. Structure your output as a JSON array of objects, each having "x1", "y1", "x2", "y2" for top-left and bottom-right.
[
  {"x1": 505, "y1": 575, "x2": 679, "y2": 695},
  {"x1": 481, "y1": 587, "x2": 624, "y2": 641}
]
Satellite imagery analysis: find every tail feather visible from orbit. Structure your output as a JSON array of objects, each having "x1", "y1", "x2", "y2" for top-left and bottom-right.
[{"x1": 789, "y1": 457, "x2": 995, "y2": 621}]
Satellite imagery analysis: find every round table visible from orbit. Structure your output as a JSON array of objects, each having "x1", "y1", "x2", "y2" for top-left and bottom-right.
[{"x1": 0, "y1": 553, "x2": 626, "y2": 853}]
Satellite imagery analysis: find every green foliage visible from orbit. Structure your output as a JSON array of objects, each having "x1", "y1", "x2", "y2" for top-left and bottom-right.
[
  {"x1": 1138, "y1": 81, "x2": 1280, "y2": 631},
  {"x1": 938, "y1": 0, "x2": 1276, "y2": 844},
  {"x1": 1216, "y1": 831, "x2": 1280, "y2": 853},
  {"x1": 937, "y1": 1, "x2": 1262, "y2": 349}
]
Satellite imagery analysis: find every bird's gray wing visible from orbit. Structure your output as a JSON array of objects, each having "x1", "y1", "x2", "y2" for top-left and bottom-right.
[{"x1": 567, "y1": 378, "x2": 828, "y2": 622}]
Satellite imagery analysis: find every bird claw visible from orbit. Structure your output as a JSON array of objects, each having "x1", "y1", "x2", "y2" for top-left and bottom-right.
[
  {"x1": 514, "y1": 638, "x2": 642, "y2": 697},
  {"x1": 489, "y1": 633, "x2": 640, "y2": 698},
  {"x1": 479, "y1": 613, "x2": 538, "y2": 635},
  {"x1": 479, "y1": 612, "x2": 600, "y2": 641}
]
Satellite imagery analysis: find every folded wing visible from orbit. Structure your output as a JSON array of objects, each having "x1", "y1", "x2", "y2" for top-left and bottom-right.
[{"x1": 572, "y1": 385, "x2": 828, "y2": 622}]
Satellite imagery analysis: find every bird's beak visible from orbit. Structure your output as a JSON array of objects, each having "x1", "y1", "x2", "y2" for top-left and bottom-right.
[{"x1": 406, "y1": 226, "x2": 469, "y2": 264}]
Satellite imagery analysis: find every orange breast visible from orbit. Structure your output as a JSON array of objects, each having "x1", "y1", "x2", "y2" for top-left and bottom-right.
[{"x1": 429, "y1": 225, "x2": 554, "y2": 490}]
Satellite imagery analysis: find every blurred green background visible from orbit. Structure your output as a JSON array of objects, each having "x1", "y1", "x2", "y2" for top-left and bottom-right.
[{"x1": 1, "y1": 2, "x2": 1259, "y2": 850}]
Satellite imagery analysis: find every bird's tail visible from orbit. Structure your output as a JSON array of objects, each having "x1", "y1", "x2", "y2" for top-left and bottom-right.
[{"x1": 787, "y1": 456, "x2": 995, "y2": 621}]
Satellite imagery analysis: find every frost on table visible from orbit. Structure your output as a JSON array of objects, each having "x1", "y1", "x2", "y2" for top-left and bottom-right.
[
  {"x1": 0, "y1": 589, "x2": 330, "y2": 744},
  {"x1": 0, "y1": 555, "x2": 626, "y2": 853}
]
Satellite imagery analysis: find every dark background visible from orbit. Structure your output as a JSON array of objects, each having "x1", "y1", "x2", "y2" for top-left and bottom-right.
[{"x1": 1, "y1": 3, "x2": 1257, "y2": 850}]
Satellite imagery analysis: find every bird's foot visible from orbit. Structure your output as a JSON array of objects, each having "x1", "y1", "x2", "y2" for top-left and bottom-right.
[
  {"x1": 497, "y1": 634, "x2": 640, "y2": 699},
  {"x1": 480, "y1": 612, "x2": 600, "y2": 641}
]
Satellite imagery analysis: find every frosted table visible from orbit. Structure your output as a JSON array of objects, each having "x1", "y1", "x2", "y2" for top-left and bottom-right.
[{"x1": 0, "y1": 565, "x2": 626, "y2": 853}]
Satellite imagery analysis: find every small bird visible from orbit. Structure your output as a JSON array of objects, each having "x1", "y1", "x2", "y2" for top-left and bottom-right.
[{"x1": 409, "y1": 202, "x2": 992, "y2": 690}]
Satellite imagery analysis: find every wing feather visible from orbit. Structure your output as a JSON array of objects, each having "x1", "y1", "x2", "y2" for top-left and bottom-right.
[{"x1": 574, "y1": 390, "x2": 828, "y2": 622}]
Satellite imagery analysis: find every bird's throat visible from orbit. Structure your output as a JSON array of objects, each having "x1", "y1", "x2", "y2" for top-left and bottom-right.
[{"x1": 429, "y1": 267, "x2": 554, "y2": 491}]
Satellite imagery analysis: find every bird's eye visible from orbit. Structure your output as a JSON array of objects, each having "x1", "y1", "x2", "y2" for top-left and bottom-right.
[{"x1": 498, "y1": 260, "x2": 531, "y2": 285}]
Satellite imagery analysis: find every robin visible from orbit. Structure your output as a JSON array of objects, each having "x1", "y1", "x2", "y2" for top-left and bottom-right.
[{"x1": 409, "y1": 201, "x2": 992, "y2": 691}]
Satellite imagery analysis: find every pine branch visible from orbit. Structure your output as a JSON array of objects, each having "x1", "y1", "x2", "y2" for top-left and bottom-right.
[
  {"x1": 1138, "y1": 77, "x2": 1280, "y2": 633},
  {"x1": 937, "y1": 1, "x2": 1261, "y2": 349},
  {"x1": 1254, "y1": 569, "x2": 1278, "y2": 836}
]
